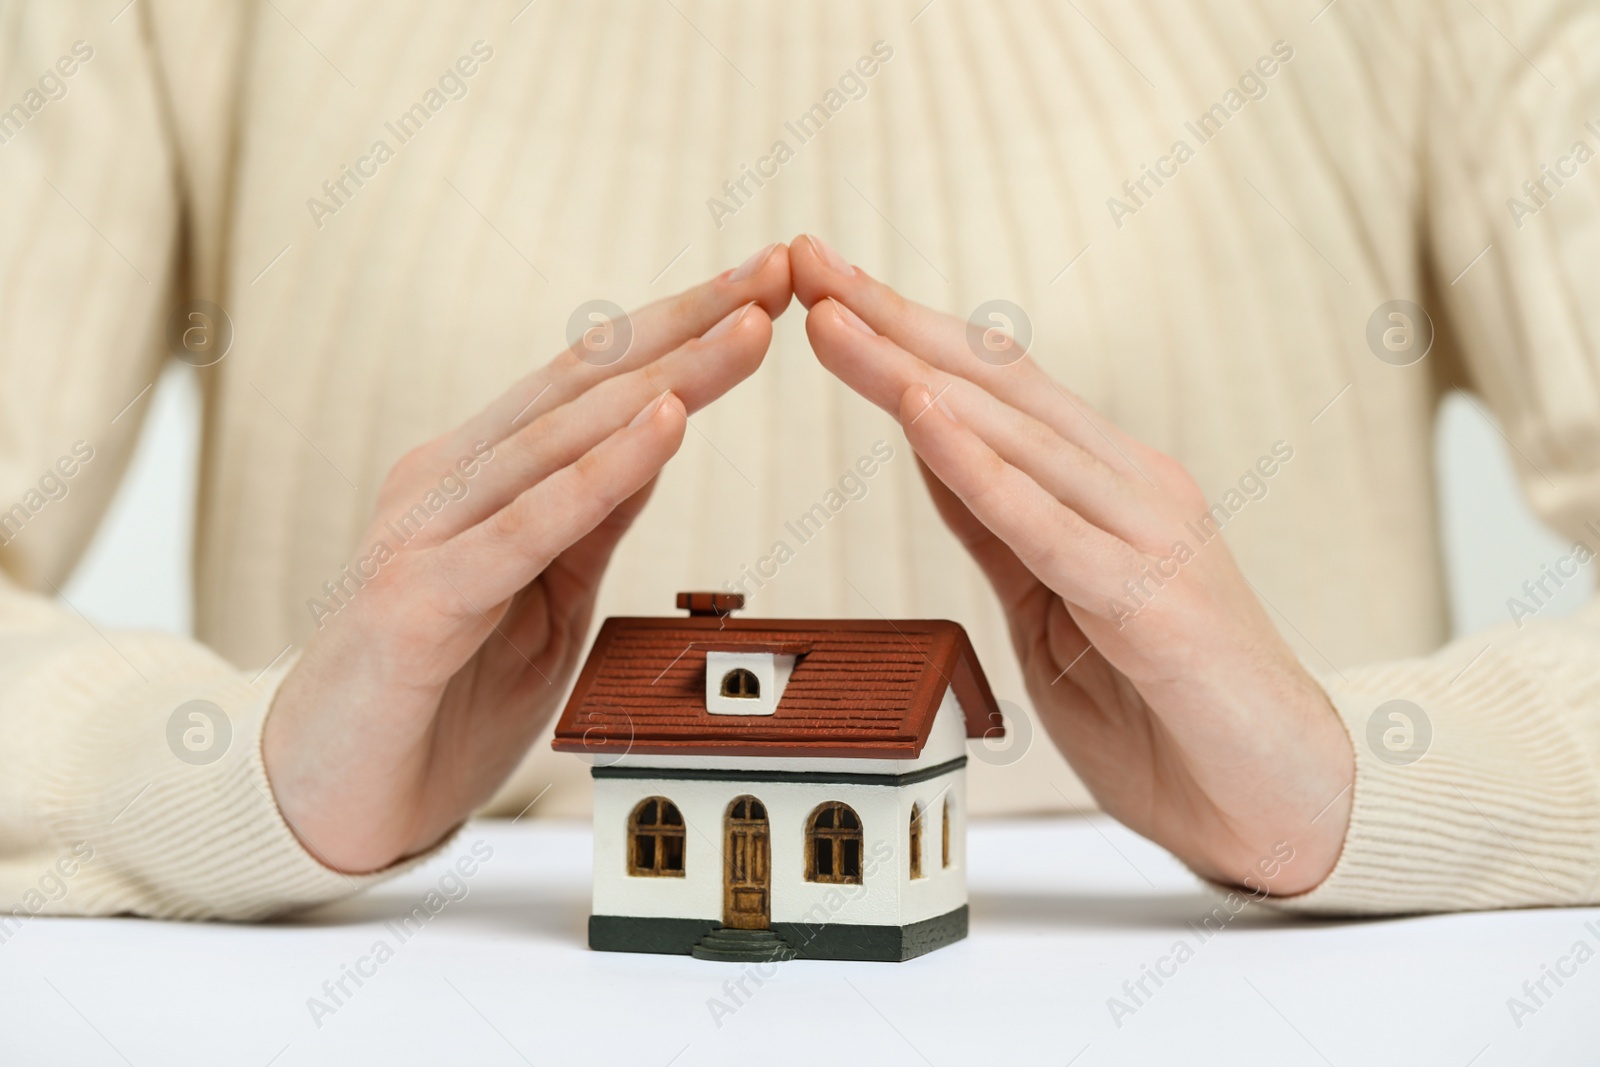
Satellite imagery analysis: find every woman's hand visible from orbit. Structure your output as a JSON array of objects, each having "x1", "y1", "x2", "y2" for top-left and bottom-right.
[
  {"x1": 791, "y1": 235, "x2": 1352, "y2": 896},
  {"x1": 264, "y1": 244, "x2": 793, "y2": 873}
]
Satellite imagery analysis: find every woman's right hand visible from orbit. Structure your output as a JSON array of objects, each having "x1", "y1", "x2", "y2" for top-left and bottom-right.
[
  {"x1": 262, "y1": 244, "x2": 793, "y2": 874},
  {"x1": 792, "y1": 237, "x2": 1351, "y2": 897}
]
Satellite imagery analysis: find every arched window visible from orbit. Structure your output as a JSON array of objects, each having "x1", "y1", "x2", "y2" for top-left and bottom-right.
[
  {"x1": 720, "y1": 668, "x2": 760, "y2": 699},
  {"x1": 942, "y1": 797, "x2": 952, "y2": 868},
  {"x1": 909, "y1": 802, "x2": 924, "y2": 880},
  {"x1": 806, "y1": 802, "x2": 862, "y2": 884},
  {"x1": 628, "y1": 797, "x2": 685, "y2": 876}
]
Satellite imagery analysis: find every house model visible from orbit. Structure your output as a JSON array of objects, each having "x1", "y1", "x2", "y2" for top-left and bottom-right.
[{"x1": 551, "y1": 592, "x2": 1004, "y2": 963}]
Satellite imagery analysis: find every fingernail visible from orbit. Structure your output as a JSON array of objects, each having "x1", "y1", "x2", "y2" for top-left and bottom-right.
[
  {"x1": 805, "y1": 234, "x2": 855, "y2": 276},
  {"x1": 829, "y1": 297, "x2": 874, "y2": 335},
  {"x1": 629, "y1": 393, "x2": 667, "y2": 428},
  {"x1": 726, "y1": 243, "x2": 776, "y2": 282},
  {"x1": 909, "y1": 383, "x2": 957, "y2": 427},
  {"x1": 703, "y1": 302, "x2": 753, "y2": 341}
]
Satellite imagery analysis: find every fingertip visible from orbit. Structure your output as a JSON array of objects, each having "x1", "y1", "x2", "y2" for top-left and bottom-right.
[
  {"x1": 724, "y1": 243, "x2": 778, "y2": 283},
  {"x1": 900, "y1": 382, "x2": 935, "y2": 425},
  {"x1": 805, "y1": 296, "x2": 875, "y2": 365},
  {"x1": 721, "y1": 242, "x2": 793, "y2": 321},
  {"x1": 828, "y1": 296, "x2": 875, "y2": 335},
  {"x1": 630, "y1": 391, "x2": 687, "y2": 448},
  {"x1": 735, "y1": 300, "x2": 777, "y2": 368},
  {"x1": 656, "y1": 391, "x2": 690, "y2": 449},
  {"x1": 744, "y1": 298, "x2": 776, "y2": 335},
  {"x1": 702, "y1": 301, "x2": 756, "y2": 342},
  {"x1": 791, "y1": 233, "x2": 858, "y2": 309},
  {"x1": 629, "y1": 393, "x2": 665, "y2": 428},
  {"x1": 803, "y1": 297, "x2": 837, "y2": 353},
  {"x1": 628, "y1": 390, "x2": 687, "y2": 432},
  {"x1": 791, "y1": 235, "x2": 824, "y2": 309},
  {"x1": 761, "y1": 241, "x2": 791, "y2": 265},
  {"x1": 900, "y1": 382, "x2": 958, "y2": 430},
  {"x1": 755, "y1": 243, "x2": 795, "y2": 322},
  {"x1": 703, "y1": 298, "x2": 776, "y2": 354}
]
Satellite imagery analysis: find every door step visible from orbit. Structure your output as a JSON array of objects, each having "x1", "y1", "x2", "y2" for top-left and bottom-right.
[{"x1": 690, "y1": 927, "x2": 796, "y2": 963}]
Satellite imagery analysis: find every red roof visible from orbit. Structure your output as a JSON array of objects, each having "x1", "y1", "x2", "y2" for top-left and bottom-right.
[{"x1": 551, "y1": 615, "x2": 1003, "y2": 759}]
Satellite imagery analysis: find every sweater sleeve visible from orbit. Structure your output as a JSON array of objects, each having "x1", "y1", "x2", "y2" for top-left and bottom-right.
[
  {"x1": 1272, "y1": 0, "x2": 1600, "y2": 914},
  {"x1": 0, "y1": 1, "x2": 401, "y2": 922}
]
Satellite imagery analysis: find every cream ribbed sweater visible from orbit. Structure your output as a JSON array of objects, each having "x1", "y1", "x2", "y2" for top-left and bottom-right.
[{"x1": 2, "y1": 0, "x2": 1599, "y2": 921}]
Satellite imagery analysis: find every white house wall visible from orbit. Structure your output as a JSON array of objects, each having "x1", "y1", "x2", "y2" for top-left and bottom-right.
[
  {"x1": 592, "y1": 769, "x2": 968, "y2": 928},
  {"x1": 594, "y1": 777, "x2": 901, "y2": 925},
  {"x1": 898, "y1": 770, "x2": 968, "y2": 925}
]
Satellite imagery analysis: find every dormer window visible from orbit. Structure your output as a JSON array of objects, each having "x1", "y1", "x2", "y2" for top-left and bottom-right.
[
  {"x1": 720, "y1": 668, "x2": 760, "y2": 699},
  {"x1": 704, "y1": 651, "x2": 794, "y2": 715}
]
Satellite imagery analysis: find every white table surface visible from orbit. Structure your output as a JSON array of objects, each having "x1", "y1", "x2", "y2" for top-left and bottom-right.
[{"x1": 1, "y1": 816, "x2": 1592, "y2": 1066}]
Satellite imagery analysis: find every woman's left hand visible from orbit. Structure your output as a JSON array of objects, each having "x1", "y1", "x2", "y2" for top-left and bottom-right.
[{"x1": 791, "y1": 235, "x2": 1354, "y2": 896}]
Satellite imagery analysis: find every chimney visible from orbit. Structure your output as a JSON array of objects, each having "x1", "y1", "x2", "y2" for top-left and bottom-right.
[{"x1": 677, "y1": 591, "x2": 745, "y2": 617}]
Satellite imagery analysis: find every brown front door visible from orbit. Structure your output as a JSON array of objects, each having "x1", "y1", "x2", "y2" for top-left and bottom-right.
[{"x1": 723, "y1": 796, "x2": 770, "y2": 929}]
